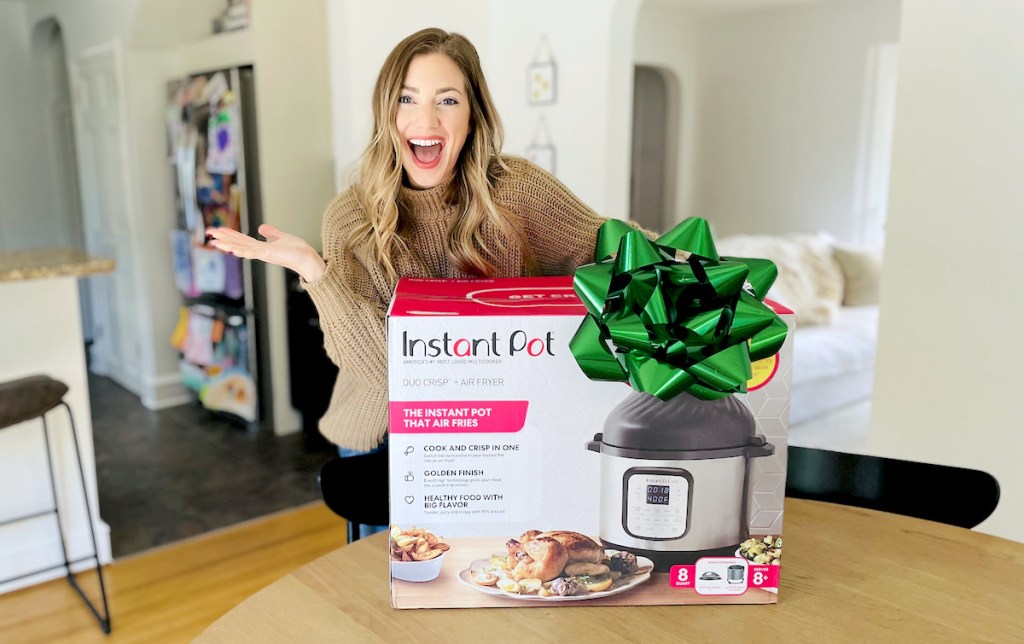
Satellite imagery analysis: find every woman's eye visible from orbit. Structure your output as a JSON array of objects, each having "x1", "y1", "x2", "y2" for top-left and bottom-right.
[
  {"x1": 398, "y1": 95, "x2": 413, "y2": 104},
  {"x1": 440, "y1": 97, "x2": 458, "y2": 106}
]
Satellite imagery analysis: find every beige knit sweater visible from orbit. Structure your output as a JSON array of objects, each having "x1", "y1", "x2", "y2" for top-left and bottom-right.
[{"x1": 304, "y1": 156, "x2": 606, "y2": 450}]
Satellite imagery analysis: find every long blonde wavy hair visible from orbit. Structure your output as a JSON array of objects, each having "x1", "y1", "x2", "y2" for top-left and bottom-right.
[{"x1": 348, "y1": 28, "x2": 521, "y2": 283}]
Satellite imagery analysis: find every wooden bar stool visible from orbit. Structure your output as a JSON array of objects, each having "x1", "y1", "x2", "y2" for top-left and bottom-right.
[{"x1": 0, "y1": 375, "x2": 111, "y2": 634}]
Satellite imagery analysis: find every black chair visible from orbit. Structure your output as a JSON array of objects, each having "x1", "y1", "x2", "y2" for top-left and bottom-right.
[
  {"x1": 285, "y1": 272, "x2": 339, "y2": 448},
  {"x1": 785, "y1": 446, "x2": 1000, "y2": 529},
  {"x1": 0, "y1": 375, "x2": 111, "y2": 634},
  {"x1": 318, "y1": 446, "x2": 390, "y2": 543}
]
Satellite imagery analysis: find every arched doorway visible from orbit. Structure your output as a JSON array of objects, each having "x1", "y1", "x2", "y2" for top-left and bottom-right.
[
  {"x1": 630, "y1": 65, "x2": 679, "y2": 232},
  {"x1": 30, "y1": 18, "x2": 93, "y2": 344},
  {"x1": 31, "y1": 18, "x2": 85, "y2": 250}
]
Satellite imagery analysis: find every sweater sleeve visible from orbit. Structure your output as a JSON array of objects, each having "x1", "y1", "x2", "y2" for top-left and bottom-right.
[
  {"x1": 301, "y1": 195, "x2": 390, "y2": 450},
  {"x1": 501, "y1": 157, "x2": 608, "y2": 275}
]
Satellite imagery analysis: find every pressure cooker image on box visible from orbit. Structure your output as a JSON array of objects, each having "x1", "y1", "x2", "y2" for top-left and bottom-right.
[{"x1": 587, "y1": 389, "x2": 773, "y2": 571}]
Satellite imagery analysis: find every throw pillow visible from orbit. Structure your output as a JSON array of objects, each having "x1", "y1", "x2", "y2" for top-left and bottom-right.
[
  {"x1": 832, "y1": 244, "x2": 883, "y2": 306},
  {"x1": 715, "y1": 232, "x2": 845, "y2": 326}
]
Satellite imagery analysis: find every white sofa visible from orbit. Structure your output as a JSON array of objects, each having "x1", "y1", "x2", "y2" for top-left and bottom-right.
[
  {"x1": 716, "y1": 233, "x2": 882, "y2": 452},
  {"x1": 790, "y1": 303, "x2": 878, "y2": 425}
]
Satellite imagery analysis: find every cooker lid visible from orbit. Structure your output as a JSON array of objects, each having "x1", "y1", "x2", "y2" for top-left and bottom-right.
[{"x1": 601, "y1": 388, "x2": 757, "y2": 451}]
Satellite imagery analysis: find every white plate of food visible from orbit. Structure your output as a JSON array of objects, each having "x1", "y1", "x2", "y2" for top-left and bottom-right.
[
  {"x1": 458, "y1": 549, "x2": 654, "y2": 602},
  {"x1": 736, "y1": 535, "x2": 782, "y2": 565}
]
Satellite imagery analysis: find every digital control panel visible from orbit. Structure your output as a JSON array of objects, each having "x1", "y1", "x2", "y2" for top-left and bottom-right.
[{"x1": 624, "y1": 469, "x2": 689, "y2": 540}]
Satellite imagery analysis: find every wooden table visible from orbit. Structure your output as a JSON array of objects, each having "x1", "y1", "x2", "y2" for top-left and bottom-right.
[{"x1": 198, "y1": 499, "x2": 1024, "y2": 642}]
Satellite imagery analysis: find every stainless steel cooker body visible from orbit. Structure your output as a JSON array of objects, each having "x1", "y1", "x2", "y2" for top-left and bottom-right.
[
  {"x1": 589, "y1": 391, "x2": 774, "y2": 568},
  {"x1": 595, "y1": 449, "x2": 750, "y2": 554}
]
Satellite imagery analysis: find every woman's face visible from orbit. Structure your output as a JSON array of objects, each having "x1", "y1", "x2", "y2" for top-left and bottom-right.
[{"x1": 396, "y1": 53, "x2": 472, "y2": 189}]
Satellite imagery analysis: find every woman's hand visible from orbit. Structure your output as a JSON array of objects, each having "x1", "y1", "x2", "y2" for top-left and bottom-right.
[{"x1": 207, "y1": 224, "x2": 327, "y2": 283}]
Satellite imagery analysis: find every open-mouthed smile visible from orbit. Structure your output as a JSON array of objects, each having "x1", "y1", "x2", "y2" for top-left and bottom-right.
[{"x1": 408, "y1": 138, "x2": 445, "y2": 169}]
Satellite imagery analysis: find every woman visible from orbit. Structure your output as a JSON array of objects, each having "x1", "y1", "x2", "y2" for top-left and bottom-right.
[{"x1": 208, "y1": 27, "x2": 608, "y2": 453}]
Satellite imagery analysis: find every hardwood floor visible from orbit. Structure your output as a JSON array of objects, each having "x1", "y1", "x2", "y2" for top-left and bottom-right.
[{"x1": 0, "y1": 502, "x2": 347, "y2": 643}]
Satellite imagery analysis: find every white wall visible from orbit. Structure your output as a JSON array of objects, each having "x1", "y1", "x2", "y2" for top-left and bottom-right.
[
  {"x1": 0, "y1": 277, "x2": 112, "y2": 594},
  {"x1": 871, "y1": 0, "x2": 1024, "y2": 541},
  {"x1": 248, "y1": 0, "x2": 335, "y2": 433},
  {"x1": 681, "y1": 0, "x2": 900, "y2": 239},
  {"x1": 22, "y1": 0, "x2": 136, "y2": 55},
  {"x1": 120, "y1": 48, "x2": 185, "y2": 407},
  {"x1": 129, "y1": 0, "x2": 226, "y2": 47},
  {"x1": 326, "y1": 0, "x2": 637, "y2": 219},
  {"x1": 634, "y1": 6, "x2": 701, "y2": 226},
  {"x1": 32, "y1": 18, "x2": 88, "y2": 252},
  {"x1": 490, "y1": 0, "x2": 639, "y2": 218},
  {"x1": 0, "y1": 3, "x2": 61, "y2": 251}
]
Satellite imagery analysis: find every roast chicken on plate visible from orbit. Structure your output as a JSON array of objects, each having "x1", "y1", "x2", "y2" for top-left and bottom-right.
[{"x1": 505, "y1": 530, "x2": 604, "y2": 582}]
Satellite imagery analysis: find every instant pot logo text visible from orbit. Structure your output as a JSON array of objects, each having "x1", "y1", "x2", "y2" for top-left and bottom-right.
[{"x1": 401, "y1": 330, "x2": 555, "y2": 358}]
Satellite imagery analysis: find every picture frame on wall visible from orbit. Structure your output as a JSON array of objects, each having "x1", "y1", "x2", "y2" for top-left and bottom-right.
[
  {"x1": 526, "y1": 143, "x2": 556, "y2": 174},
  {"x1": 527, "y1": 61, "x2": 557, "y2": 106},
  {"x1": 526, "y1": 113, "x2": 557, "y2": 175}
]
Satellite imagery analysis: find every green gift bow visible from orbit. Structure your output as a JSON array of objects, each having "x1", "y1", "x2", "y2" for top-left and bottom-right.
[{"x1": 570, "y1": 217, "x2": 789, "y2": 401}]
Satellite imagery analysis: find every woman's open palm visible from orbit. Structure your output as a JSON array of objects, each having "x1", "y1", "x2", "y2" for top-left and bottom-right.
[{"x1": 207, "y1": 224, "x2": 325, "y2": 282}]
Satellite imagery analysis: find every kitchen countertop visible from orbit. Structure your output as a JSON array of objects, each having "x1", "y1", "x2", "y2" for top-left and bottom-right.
[{"x1": 0, "y1": 248, "x2": 115, "y2": 282}]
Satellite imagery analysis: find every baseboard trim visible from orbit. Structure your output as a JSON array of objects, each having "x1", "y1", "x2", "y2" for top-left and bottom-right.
[
  {"x1": 0, "y1": 519, "x2": 112, "y2": 595},
  {"x1": 140, "y1": 373, "x2": 192, "y2": 410}
]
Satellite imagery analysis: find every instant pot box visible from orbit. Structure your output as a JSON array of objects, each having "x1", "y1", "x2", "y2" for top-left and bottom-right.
[{"x1": 387, "y1": 276, "x2": 794, "y2": 609}]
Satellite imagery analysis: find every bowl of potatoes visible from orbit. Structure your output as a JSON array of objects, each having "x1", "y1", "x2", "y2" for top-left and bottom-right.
[
  {"x1": 736, "y1": 535, "x2": 782, "y2": 565},
  {"x1": 390, "y1": 526, "x2": 450, "y2": 582}
]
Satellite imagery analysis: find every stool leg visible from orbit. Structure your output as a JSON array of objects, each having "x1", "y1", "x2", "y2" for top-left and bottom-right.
[
  {"x1": 44, "y1": 402, "x2": 112, "y2": 634},
  {"x1": 40, "y1": 414, "x2": 73, "y2": 575}
]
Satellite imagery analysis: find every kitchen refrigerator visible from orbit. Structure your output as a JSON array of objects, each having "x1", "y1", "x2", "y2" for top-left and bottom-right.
[{"x1": 166, "y1": 66, "x2": 271, "y2": 428}]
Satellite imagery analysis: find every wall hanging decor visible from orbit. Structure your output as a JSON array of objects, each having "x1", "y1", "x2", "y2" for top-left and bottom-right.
[
  {"x1": 527, "y1": 35, "x2": 557, "y2": 105},
  {"x1": 525, "y1": 113, "x2": 557, "y2": 175}
]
